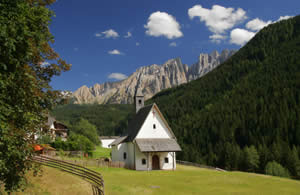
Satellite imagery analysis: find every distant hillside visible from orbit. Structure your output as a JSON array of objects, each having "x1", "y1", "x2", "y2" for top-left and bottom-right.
[
  {"x1": 72, "y1": 50, "x2": 235, "y2": 104},
  {"x1": 149, "y1": 15, "x2": 300, "y2": 177},
  {"x1": 51, "y1": 104, "x2": 134, "y2": 136}
]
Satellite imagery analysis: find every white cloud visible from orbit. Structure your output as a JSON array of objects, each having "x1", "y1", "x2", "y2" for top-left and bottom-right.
[
  {"x1": 136, "y1": 42, "x2": 140, "y2": 46},
  {"x1": 188, "y1": 5, "x2": 247, "y2": 34},
  {"x1": 95, "y1": 33, "x2": 102, "y2": 37},
  {"x1": 230, "y1": 28, "x2": 255, "y2": 46},
  {"x1": 277, "y1": 15, "x2": 293, "y2": 22},
  {"x1": 74, "y1": 47, "x2": 79, "y2": 51},
  {"x1": 169, "y1": 42, "x2": 177, "y2": 47},
  {"x1": 246, "y1": 18, "x2": 272, "y2": 31},
  {"x1": 95, "y1": 29, "x2": 119, "y2": 39},
  {"x1": 124, "y1": 31, "x2": 132, "y2": 38},
  {"x1": 144, "y1": 11, "x2": 183, "y2": 39},
  {"x1": 108, "y1": 73, "x2": 127, "y2": 80},
  {"x1": 209, "y1": 34, "x2": 227, "y2": 43},
  {"x1": 108, "y1": 49, "x2": 123, "y2": 55}
]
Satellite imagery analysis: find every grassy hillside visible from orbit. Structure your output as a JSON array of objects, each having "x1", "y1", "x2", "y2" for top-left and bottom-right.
[
  {"x1": 93, "y1": 165, "x2": 300, "y2": 195},
  {"x1": 0, "y1": 166, "x2": 92, "y2": 195},
  {"x1": 148, "y1": 16, "x2": 300, "y2": 176},
  {"x1": 3, "y1": 165, "x2": 300, "y2": 195}
]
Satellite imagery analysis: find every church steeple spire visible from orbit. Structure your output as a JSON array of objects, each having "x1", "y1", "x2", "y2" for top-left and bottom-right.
[{"x1": 134, "y1": 88, "x2": 144, "y2": 113}]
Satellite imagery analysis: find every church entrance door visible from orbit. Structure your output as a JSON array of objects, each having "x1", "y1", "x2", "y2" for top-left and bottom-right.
[{"x1": 152, "y1": 155, "x2": 160, "y2": 170}]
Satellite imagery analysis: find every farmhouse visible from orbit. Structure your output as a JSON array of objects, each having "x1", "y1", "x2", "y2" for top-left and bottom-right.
[
  {"x1": 99, "y1": 136, "x2": 120, "y2": 148},
  {"x1": 35, "y1": 116, "x2": 68, "y2": 141},
  {"x1": 110, "y1": 89, "x2": 181, "y2": 170}
]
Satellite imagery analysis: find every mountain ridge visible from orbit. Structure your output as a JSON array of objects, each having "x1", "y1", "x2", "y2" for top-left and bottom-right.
[{"x1": 73, "y1": 49, "x2": 235, "y2": 104}]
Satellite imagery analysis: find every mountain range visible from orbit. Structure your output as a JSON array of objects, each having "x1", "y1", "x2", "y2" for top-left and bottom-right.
[{"x1": 72, "y1": 49, "x2": 235, "y2": 104}]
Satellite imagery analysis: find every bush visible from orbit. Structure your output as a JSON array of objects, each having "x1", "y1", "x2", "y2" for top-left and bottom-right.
[
  {"x1": 51, "y1": 134, "x2": 94, "y2": 154},
  {"x1": 265, "y1": 161, "x2": 290, "y2": 178}
]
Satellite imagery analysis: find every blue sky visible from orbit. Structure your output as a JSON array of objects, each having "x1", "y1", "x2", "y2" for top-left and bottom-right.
[{"x1": 49, "y1": 0, "x2": 300, "y2": 91}]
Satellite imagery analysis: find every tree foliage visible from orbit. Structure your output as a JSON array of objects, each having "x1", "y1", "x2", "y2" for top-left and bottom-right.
[
  {"x1": 0, "y1": 0, "x2": 70, "y2": 192},
  {"x1": 51, "y1": 134, "x2": 94, "y2": 153},
  {"x1": 265, "y1": 161, "x2": 290, "y2": 178},
  {"x1": 71, "y1": 118, "x2": 99, "y2": 145}
]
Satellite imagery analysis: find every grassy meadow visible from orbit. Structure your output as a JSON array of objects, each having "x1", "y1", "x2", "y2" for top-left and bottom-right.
[
  {"x1": 2, "y1": 164, "x2": 300, "y2": 195},
  {"x1": 91, "y1": 145, "x2": 112, "y2": 159},
  {"x1": 91, "y1": 165, "x2": 300, "y2": 195},
  {"x1": 0, "y1": 166, "x2": 92, "y2": 195}
]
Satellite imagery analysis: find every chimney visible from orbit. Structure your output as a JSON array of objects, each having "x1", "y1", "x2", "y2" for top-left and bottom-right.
[{"x1": 134, "y1": 88, "x2": 144, "y2": 113}]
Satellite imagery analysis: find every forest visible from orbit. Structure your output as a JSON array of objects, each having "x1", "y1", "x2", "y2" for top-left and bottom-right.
[{"x1": 52, "y1": 15, "x2": 300, "y2": 178}]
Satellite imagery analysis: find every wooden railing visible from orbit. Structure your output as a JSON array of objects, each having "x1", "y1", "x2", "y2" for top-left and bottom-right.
[
  {"x1": 32, "y1": 155, "x2": 104, "y2": 195},
  {"x1": 51, "y1": 156, "x2": 125, "y2": 168}
]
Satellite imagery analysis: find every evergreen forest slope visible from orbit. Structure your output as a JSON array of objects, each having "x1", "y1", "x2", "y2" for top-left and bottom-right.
[
  {"x1": 149, "y1": 15, "x2": 300, "y2": 177},
  {"x1": 52, "y1": 104, "x2": 134, "y2": 136}
]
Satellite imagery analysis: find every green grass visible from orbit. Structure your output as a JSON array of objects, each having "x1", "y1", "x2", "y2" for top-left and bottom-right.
[
  {"x1": 91, "y1": 145, "x2": 111, "y2": 159},
  {"x1": 2, "y1": 164, "x2": 300, "y2": 195},
  {"x1": 90, "y1": 165, "x2": 300, "y2": 195},
  {"x1": 0, "y1": 166, "x2": 92, "y2": 195}
]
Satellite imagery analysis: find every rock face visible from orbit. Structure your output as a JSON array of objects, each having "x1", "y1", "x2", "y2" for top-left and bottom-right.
[
  {"x1": 73, "y1": 49, "x2": 235, "y2": 104},
  {"x1": 187, "y1": 49, "x2": 236, "y2": 81}
]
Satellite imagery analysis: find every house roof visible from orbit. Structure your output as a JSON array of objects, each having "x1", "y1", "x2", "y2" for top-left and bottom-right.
[
  {"x1": 99, "y1": 136, "x2": 120, "y2": 140},
  {"x1": 109, "y1": 136, "x2": 128, "y2": 146},
  {"x1": 46, "y1": 116, "x2": 56, "y2": 126},
  {"x1": 135, "y1": 138, "x2": 182, "y2": 152}
]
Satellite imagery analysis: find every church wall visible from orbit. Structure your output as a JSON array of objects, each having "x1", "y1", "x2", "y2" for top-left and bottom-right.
[
  {"x1": 111, "y1": 142, "x2": 135, "y2": 169},
  {"x1": 136, "y1": 107, "x2": 172, "y2": 139},
  {"x1": 135, "y1": 144, "x2": 148, "y2": 170}
]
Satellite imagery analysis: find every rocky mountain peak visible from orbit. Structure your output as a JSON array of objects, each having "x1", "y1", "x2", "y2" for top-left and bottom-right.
[{"x1": 73, "y1": 49, "x2": 235, "y2": 104}]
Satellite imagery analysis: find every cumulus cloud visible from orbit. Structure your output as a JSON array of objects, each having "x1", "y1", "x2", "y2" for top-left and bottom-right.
[
  {"x1": 188, "y1": 5, "x2": 247, "y2": 34},
  {"x1": 124, "y1": 31, "x2": 132, "y2": 38},
  {"x1": 108, "y1": 73, "x2": 127, "y2": 80},
  {"x1": 95, "y1": 29, "x2": 119, "y2": 39},
  {"x1": 108, "y1": 49, "x2": 123, "y2": 55},
  {"x1": 136, "y1": 42, "x2": 140, "y2": 46},
  {"x1": 209, "y1": 34, "x2": 227, "y2": 43},
  {"x1": 277, "y1": 15, "x2": 293, "y2": 21},
  {"x1": 230, "y1": 28, "x2": 255, "y2": 46},
  {"x1": 144, "y1": 11, "x2": 183, "y2": 39},
  {"x1": 246, "y1": 18, "x2": 272, "y2": 31}
]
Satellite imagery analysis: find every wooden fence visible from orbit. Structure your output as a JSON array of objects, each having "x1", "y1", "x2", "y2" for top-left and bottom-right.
[
  {"x1": 51, "y1": 156, "x2": 125, "y2": 168},
  {"x1": 176, "y1": 160, "x2": 226, "y2": 172},
  {"x1": 32, "y1": 155, "x2": 105, "y2": 195}
]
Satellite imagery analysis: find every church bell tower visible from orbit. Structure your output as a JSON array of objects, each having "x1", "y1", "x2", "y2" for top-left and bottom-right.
[{"x1": 134, "y1": 88, "x2": 144, "y2": 113}]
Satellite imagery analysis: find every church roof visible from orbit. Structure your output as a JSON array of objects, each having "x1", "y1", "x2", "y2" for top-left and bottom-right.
[
  {"x1": 135, "y1": 88, "x2": 143, "y2": 97},
  {"x1": 125, "y1": 104, "x2": 153, "y2": 142},
  {"x1": 135, "y1": 138, "x2": 182, "y2": 152}
]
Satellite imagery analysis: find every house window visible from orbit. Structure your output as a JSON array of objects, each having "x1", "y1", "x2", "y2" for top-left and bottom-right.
[
  {"x1": 153, "y1": 124, "x2": 156, "y2": 129},
  {"x1": 142, "y1": 158, "x2": 146, "y2": 165},
  {"x1": 165, "y1": 157, "x2": 169, "y2": 163},
  {"x1": 123, "y1": 152, "x2": 127, "y2": 160},
  {"x1": 138, "y1": 99, "x2": 142, "y2": 105}
]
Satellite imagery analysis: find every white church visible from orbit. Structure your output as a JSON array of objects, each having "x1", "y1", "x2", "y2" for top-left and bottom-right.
[{"x1": 110, "y1": 89, "x2": 181, "y2": 170}]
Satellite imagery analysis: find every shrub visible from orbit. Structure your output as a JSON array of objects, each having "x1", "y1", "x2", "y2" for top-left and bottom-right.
[{"x1": 265, "y1": 161, "x2": 290, "y2": 178}]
